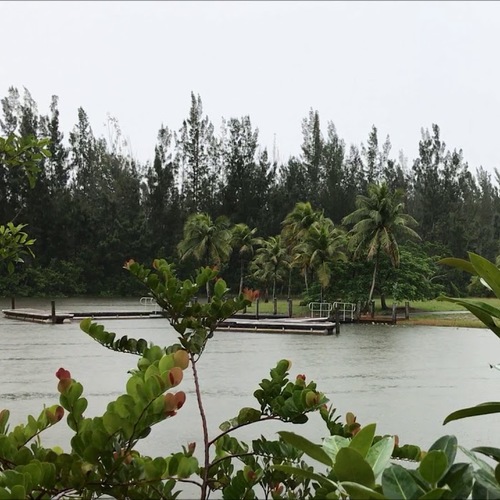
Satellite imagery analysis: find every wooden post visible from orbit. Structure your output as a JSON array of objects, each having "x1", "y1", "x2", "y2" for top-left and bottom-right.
[
  {"x1": 273, "y1": 298, "x2": 278, "y2": 315},
  {"x1": 288, "y1": 298, "x2": 293, "y2": 318},
  {"x1": 370, "y1": 301, "x2": 375, "y2": 319},
  {"x1": 51, "y1": 300, "x2": 56, "y2": 324},
  {"x1": 335, "y1": 304, "x2": 340, "y2": 335},
  {"x1": 11, "y1": 297, "x2": 15, "y2": 310},
  {"x1": 405, "y1": 301, "x2": 410, "y2": 320},
  {"x1": 392, "y1": 303, "x2": 397, "y2": 324},
  {"x1": 256, "y1": 298, "x2": 260, "y2": 320}
]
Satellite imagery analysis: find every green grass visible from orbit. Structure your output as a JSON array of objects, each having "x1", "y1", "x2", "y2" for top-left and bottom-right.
[{"x1": 407, "y1": 297, "x2": 500, "y2": 313}]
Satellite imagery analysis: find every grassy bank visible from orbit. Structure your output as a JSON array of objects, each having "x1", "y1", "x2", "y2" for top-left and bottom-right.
[{"x1": 402, "y1": 314, "x2": 485, "y2": 329}]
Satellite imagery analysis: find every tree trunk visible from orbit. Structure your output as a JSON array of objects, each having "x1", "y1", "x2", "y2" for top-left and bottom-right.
[
  {"x1": 380, "y1": 292, "x2": 388, "y2": 310},
  {"x1": 287, "y1": 268, "x2": 292, "y2": 299},
  {"x1": 368, "y1": 254, "x2": 379, "y2": 304},
  {"x1": 304, "y1": 265, "x2": 309, "y2": 293},
  {"x1": 206, "y1": 280, "x2": 211, "y2": 303},
  {"x1": 205, "y1": 252, "x2": 211, "y2": 302},
  {"x1": 239, "y1": 260, "x2": 244, "y2": 296},
  {"x1": 272, "y1": 276, "x2": 277, "y2": 301}
]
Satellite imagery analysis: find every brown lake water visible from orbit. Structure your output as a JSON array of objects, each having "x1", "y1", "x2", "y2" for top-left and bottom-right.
[{"x1": 1, "y1": 297, "x2": 500, "y2": 497}]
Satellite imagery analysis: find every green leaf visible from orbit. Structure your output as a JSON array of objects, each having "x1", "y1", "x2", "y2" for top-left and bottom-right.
[
  {"x1": 322, "y1": 435, "x2": 350, "y2": 463},
  {"x1": 349, "y1": 423, "x2": 376, "y2": 458},
  {"x1": 444, "y1": 403, "x2": 500, "y2": 424},
  {"x1": 469, "y1": 253, "x2": 500, "y2": 299},
  {"x1": 427, "y1": 435, "x2": 456, "y2": 484},
  {"x1": 102, "y1": 412, "x2": 122, "y2": 436},
  {"x1": 382, "y1": 464, "x2": 422, "y2": 500},
  {"x1": 10, "y1": 485, "x2": 26, "y2": 499},
  {"x1": 475, "y1": 468, "x2": 500, "y2": 498},
  {"x1": 439, "y1": 462, "x2": 473, "y2": 499},
  {"x1": 236, "y1": 407, "x2": 261, "y2": 425},
  {"x1": 438, "y1": 257, "x2": 476, "y2": 275},
  {"x1": 278, "y1": 431, "x2": 332, "y2": 467},
  {"x1": 459, "y1": 446, "x2": 495, "y2": 475},
  {"x1": 214, "y1": 278, "x2": 228, "y2": 298},
  {"x1": 472, "y1": 447, "x2": 500, "y2": 463},
  {"x1": 334, "y1": 447, "x2": 376, "y2": 488},
  {"x1": 419, "y1": 450, "x2": 448, "y2": 485},
  {"x1": 340, "y1": 481, "x2": 387, "y2": 499},
  {"x1": 159, "y1": 354, "x2": 175, "y2": 374},
  {"x1": 417, "y1": 488, "x2": 449, "y2": 499},
  {"x1": 366, "y1": 436, "x2": 395, "y2": 479},
  {"x1": 472, "y1": 481, "x2": 494, "y2": 500}
]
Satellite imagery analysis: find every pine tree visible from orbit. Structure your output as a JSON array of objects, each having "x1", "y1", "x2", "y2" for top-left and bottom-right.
[
  {"x1": 300, "y1": 109, "x2": 324, "y2": 205},
  {"x1": 177, "y1": 92, "x2": 219, "y2": 214},
  {"x1": 145, "y1": 125, "x2": 183, "y2": 259}
]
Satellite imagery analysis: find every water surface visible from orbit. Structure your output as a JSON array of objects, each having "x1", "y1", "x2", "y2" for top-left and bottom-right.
[{"x1": 1, "y1": 297, "x2": 500, "y2": 495}]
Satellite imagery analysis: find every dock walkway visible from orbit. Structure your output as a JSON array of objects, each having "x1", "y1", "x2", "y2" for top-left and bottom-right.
[{"x1": 2, "y1": 308, "x2": 74, "y2": 324}]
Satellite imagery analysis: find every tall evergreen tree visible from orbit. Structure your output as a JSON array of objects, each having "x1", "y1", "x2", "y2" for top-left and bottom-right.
[
  {"x1": 177, "y1": 92, "x2": 219, "y2": 214},
  {"x1": 220, "y1": 116, "x2": 261, "y2": 224},
  {"x1": 320, "y1": 122, "x2": 346, "y2": 224},
  {"x1": 362, "y1": 125, "x2": 380, "y2": 185},
  {"x1": 411, "y1": 124, "x2": 478, "y2": 258},
  {"x1": 300, "y1": 109, "x2": 324, "y2": 205},
  {"x1": 144, "y1": 126, "x2": 183, "y2": 260}
]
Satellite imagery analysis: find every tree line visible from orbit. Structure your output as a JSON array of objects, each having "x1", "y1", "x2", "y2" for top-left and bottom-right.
[{"x1": 0, "y1": 86, "x2": 498, "y2": 301}]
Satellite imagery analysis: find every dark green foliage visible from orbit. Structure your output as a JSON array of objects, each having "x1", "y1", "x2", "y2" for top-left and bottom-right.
[{"x1": 1, "y1": 86, "x2": 499, "y2": 299}]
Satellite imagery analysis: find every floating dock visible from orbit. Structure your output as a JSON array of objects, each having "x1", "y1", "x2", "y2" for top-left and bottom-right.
[
  {"x1": 2, "y1": 308, "x2": 74, "y2": 324},
  {"x1": 217, "y1": 317, "x2": 337, "y2": 335},
  {"x1": 71, "y1": 311, "x2": 163, "y2": 319}
]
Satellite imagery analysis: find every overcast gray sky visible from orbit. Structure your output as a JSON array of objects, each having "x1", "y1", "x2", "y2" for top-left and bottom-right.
[{"x1": 2, "y1": 1, "x2": 500, "y2": 175}]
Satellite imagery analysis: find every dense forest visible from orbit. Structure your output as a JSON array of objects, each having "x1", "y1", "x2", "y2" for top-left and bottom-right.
[{"x1": 1, "y1": 86, "x2": 499, "y2": 302}]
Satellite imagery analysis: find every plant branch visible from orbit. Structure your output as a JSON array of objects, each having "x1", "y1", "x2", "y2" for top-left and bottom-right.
[
  {"x1": 207, "y1": 415, "x2": 278, "y2": 447},
  {"x1": 190, "y1": 352, "x2": 210, "y2": 500},
  {"x1": 208, "y1": 452, "x2": 255, "y2": 470}
]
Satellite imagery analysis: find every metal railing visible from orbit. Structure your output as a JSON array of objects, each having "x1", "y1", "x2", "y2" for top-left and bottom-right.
[
  {"x1": 333, "y1": 302, "x2": 356, "y2": 322},
  {"x1": 308, "y1": 301, "x2": 356, "y2": 321},
  {"x1": 308, "y1": 302, "x2": 332, "y2": 318},
  {"x1": 140, "y1": 296, "x2": 159, "y2": 313}
]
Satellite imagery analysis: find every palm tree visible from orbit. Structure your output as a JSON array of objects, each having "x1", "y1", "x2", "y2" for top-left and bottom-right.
[
  {"x1": 250, "y1": 235, "x2": 290, "y2": 302},
  {"x1": 177, "y1": 212, "x2": 233, "y2": 300},
  {"x1": 293, "y1": 218, "x2": 346, "y2": 302},
  {"x1": 342, "y1": 183, "x2": 420, "y2": 307},
  {"x1": 281, "y1": 201, "x2": 324, "y2": 244},
  {"x1": 281, "y1": 201, "x2": 324, "y2": 294},
  {"x1": 231, "y1": 223, "x2": 262, "y2": 295}
]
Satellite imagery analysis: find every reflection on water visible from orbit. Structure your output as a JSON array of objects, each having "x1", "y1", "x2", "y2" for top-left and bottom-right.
[{"x1": 2, "y1": 297, "x2": 500, "y2": 496}]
